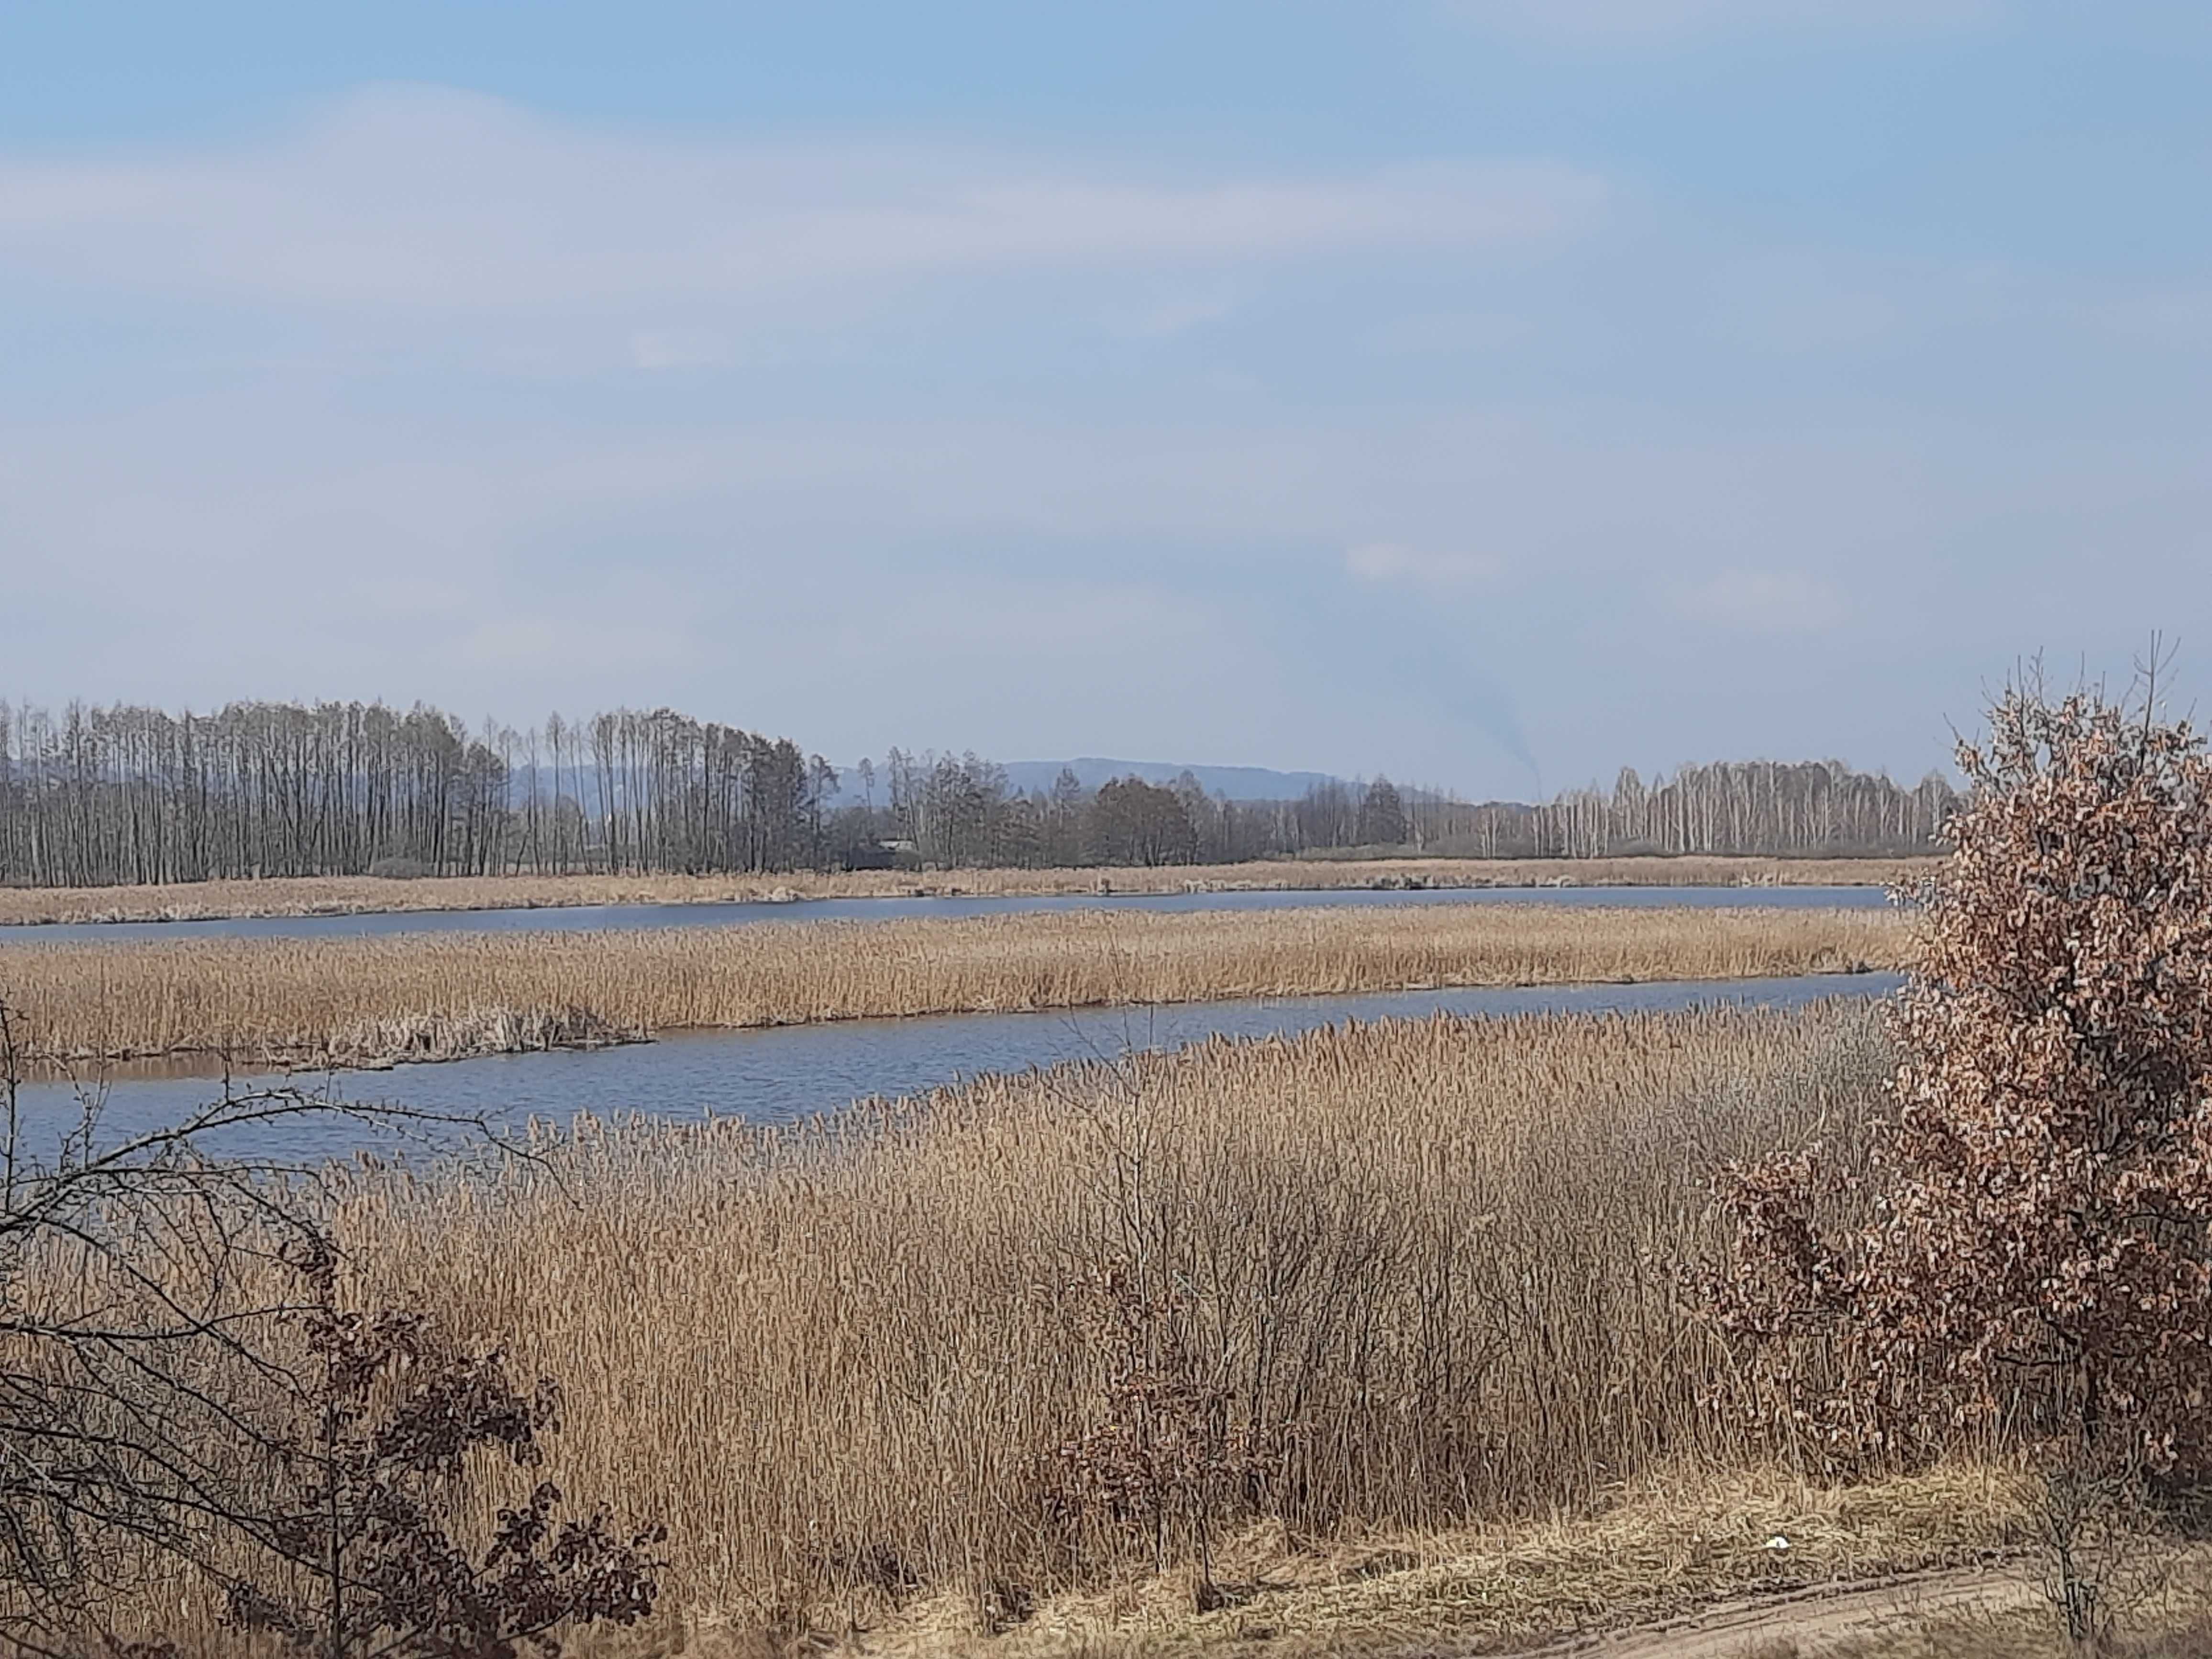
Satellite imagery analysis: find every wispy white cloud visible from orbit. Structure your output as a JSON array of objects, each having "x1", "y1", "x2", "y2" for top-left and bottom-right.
[
  {"x1": 627, "y1": 330, "x2": 733, "y2": 371},
  {"x1": 3, "y1": 363, "x2": 2197, "y2": 787},
  {"x1": 1106, "y1": 285, "x2": 1242, "y2": 339},
  {"x1": 1449, "y1": 0, "x2": 1998, "y2": 48},
  {"x1": 1363, "y1": 309, "x2": 1529, "y2": 355},
  {"x1": 0, "y1": 70, "x2": 2199, "y2": 790},
  {"x1": 2083, "y1": 287, "x2": 2212, "y2": 351},
  {"x1": 1675, "y1": 569, "x2": 1846, "y2": 633},
  {"x1": 0, "y1": 84, "x2": 1604, "y2": 314},
  {"x1": 1707, "y1": 253, "x2": 1902, "y2": 353},
  {"x1": 459, "y1": 614, "x2": 696, "y2": 674},
  {"x1": 1346, "y1": 542, "x2": 1505, "y2": 588}
]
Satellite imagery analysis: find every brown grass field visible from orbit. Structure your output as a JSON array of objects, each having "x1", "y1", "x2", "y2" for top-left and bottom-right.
[
  {"x1": 88, "y1": 999, "x2": 2071, "y2": 1657},
  {"x1": 0, "y1": 902, "x2": 1908, "y2": 1067},
  {"x1": 0, "y1": 854, "x2": 1931, "y2": 928}
]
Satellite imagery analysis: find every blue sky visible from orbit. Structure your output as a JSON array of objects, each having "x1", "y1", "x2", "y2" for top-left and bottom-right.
[{"x1": 3, "y1": 2, "x2": 2207, "y2": 796}]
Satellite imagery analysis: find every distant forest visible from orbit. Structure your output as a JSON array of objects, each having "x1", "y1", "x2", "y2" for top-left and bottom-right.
[{"x1": 0, "y1": 700, "x2": 1958, "y2": 887}]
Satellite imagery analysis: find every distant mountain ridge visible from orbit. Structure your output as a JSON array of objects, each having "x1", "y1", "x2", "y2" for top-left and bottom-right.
[{"x1": 997, "y1": 758, "x2": 1345, "y2": 802}]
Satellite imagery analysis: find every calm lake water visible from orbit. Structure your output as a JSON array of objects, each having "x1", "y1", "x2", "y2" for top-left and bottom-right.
[
  {"x1": 0, "y1": 882, "x2": 1895, "y2": 945},
  {"x1": 18, "y1": 971, "x2": 1902, "y2": 1163}
]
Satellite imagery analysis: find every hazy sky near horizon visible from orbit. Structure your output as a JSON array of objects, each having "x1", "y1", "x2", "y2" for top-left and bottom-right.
[{"x1": 3, "y1": 3, "x2": 2206, "y2": 796}]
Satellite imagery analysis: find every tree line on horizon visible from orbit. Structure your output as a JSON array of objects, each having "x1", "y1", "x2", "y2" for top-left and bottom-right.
[{"x1": 0, "y1": 699, "x2": 1957, "y2": 887}]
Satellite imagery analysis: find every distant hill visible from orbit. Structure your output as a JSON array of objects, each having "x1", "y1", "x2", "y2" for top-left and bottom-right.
[
  {"x1": 997, "y1": 758, "x2": 1345, "y2": 802},
  {"x1": 520, "y1": 756, "x2": 1352, "y2": 811}
]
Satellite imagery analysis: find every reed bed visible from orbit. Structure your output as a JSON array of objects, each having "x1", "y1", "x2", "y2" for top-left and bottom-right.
[
  {"x1": 312, "y1": 1000, "x2": 1968, "y2": 1651},
  {"x1": 0, "y1": 854, "x2": 1929, "y2": 928},
  {"x1": 0, "y1": 903, "x2": 1908, "y2": 1066}
]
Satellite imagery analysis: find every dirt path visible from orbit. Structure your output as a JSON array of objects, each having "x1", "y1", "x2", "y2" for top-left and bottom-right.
[{"x1": 1484, "y1": 1565, "x2": 2038, "y2": 1659}]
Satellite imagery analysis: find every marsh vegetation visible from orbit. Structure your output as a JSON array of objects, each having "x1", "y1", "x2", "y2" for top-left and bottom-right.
[
  {"x1": 0, "y1": 854, "x2": 1927, "y2": 929},
  {"x1": 13, "y1": 683, "x2": 2212, "y2": 1659},
  {"x1": 0, "y1": 903, "x2": 1906, "y2": 1069},
  {"x1": 329, "y1": 1002, "x2": 1926, "y2": 1644},
  {"x1": 52, "y1": 999, "x2": 2035, "y2": 1657}
]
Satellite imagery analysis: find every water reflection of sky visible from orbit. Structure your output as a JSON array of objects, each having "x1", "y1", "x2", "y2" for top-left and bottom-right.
[{"x1": 16, "y1": 972, "x2": 1902, "y2": 1165}]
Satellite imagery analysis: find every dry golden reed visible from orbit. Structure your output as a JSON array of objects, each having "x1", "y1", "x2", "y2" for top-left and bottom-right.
[
  {"x1": 0, "y1": 854, "x2": 1927, "y2": 928},
  {"x1": 329, "y1": 1001, "x2": 1922, "y2": 1642},
  {"x1": 0, "y1": 903, "x2": 1907, "y2": 1065}
]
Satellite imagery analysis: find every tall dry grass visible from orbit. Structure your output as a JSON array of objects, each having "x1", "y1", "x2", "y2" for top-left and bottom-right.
[
  {"x1": 325, "y1": 1001, "x2": 1908, "y2": 1640},
  {"x1": 0, "y1": 904, "x2": 1908, "y2": 1065},
  {"x1": 0, "y1": 855, "x2": 1929, "y2": 928}
]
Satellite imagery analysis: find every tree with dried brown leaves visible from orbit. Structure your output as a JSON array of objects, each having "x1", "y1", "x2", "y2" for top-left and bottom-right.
[
  {"x1": 1710, "y1": 677, "x2": 2212, "y2": 1479},
  {"x1": 221, "y1": 1242, "x2": 664, "y2": 1659},
  {"x1": 1048, "y1": 1260, "x2": 1280, "y2": 1609},
  {"x1": 0, "y1": 997, "x2": 663, "y2": 1658}
]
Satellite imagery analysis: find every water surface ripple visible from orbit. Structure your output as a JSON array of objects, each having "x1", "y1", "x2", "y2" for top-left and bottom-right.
[{"x1": 17, "y1": 971, "x2": 1903, "y2": 1163}]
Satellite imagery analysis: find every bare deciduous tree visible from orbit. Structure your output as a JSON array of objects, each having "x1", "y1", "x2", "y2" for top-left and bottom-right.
[
  {"x1": 0, "y1": 999, "x2": 663, "y2": 1658},
  {"x1": 0, "y1": 695, "x2": 1956, "y2": 887}
]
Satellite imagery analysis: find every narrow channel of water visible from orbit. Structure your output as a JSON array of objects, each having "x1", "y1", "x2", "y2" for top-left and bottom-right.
[
  {"x1": 15, "y1": 972, "x2": 1902, "y2": 1163},
  {"x1": 1, "y1": 882, "x2": 1894, "y2": 945}
]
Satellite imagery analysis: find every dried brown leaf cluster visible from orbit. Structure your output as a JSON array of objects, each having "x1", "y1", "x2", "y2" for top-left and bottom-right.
[{"x1": 1712, "y1": 684, "x2": 2212, "y2": 1476}]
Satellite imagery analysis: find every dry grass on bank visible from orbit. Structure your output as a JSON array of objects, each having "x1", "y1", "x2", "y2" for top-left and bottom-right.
[
  {"x1": 821, "y1": 1469, "x2": 2035, "y2": 1659},
  {"x1": 0, "y1": 855, "x2": 1932, "y2": 928},
  {"x1": 0, "y1": 903, "x2": 1909, "y2": 1067},
  {"x1": 239, "y1": 998, "x2": 2019, "y2": 1659}
]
